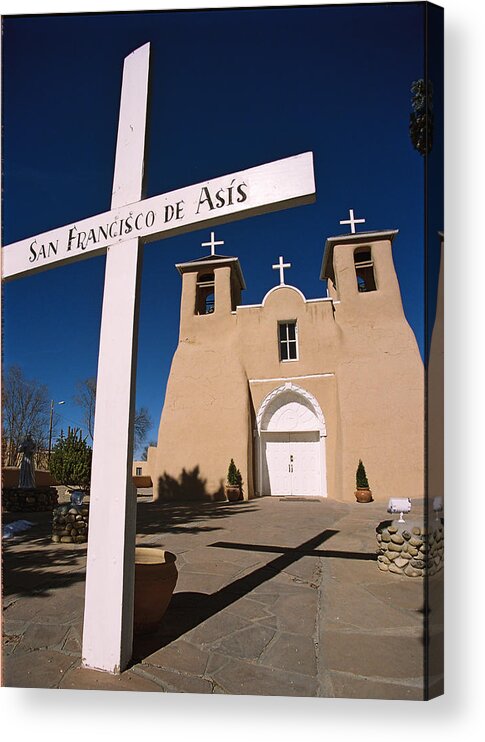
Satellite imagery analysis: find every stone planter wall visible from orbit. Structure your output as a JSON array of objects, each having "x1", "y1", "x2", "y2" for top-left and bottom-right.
[
  {"x1": 2, "y1": 468, "x2": 58, "y2": 488},
  {"x1": 52, "y1": 503, "x2": 89, "y2": 543},
  {"x1": 2, "y1": 487, "x2": 58, "y2": 512},
  {"x1": 376, "y1": 519, "x2": 444, "y2": 577}
]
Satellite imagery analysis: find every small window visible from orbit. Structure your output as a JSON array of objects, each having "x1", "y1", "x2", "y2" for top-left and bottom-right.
[
  {"x1": 195, "y1": 272, "x2": 215, "y2": 314},
  {"x1": 354, "y1": 247, "x2": 376, "y2": 292},
  {"x1": 136, "y1": 467, "x2": 142, "y2": 476},
  {"x1": 278, "y1": 321, "x2": 298, "y2": 361}
]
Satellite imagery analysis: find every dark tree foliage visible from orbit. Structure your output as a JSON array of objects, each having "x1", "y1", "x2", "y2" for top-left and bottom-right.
[
  {"x1": 356, "y1": 459, "x2": 370, "y2": 489},
  {"x1": 49, "y1": 429, "x2": 92, "y2": 490},
  {"x1": 227, "y1": 458, "x2": 239, "y2": 485},
  {"x1": 235, "y1": 468, "x2": 243, "y2": 488},
  {"x1": 409, "y1": 79, "x2": 433, "y2": 156}
]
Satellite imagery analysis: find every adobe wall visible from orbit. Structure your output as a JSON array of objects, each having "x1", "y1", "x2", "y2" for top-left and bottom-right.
[
  {"x1": 1, "y1": 468, "x2": 58, "y2": 488},
  {"x1": 237, "y1": 286, "x2": 341, "y2": 499},
  {"x1": 237, "y1": 272, "x2": 424, "y2": 502},
  {"x1": 153, "y1": 266, "x2": 252, "y2": 500},
  {"x1": 152, "y1": 235, "x2": 424, "y2": 504},
  {"x1": 132, "y1": 461, "x2": 150, "y2": 477},
  {"x1": 329, "y1": 240, "x2": 425, "y2": 501}
]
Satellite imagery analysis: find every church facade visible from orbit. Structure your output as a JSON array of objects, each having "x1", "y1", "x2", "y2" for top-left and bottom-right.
[{"x1": 144, "y1": 225, "x2": 424, "y2": 502}]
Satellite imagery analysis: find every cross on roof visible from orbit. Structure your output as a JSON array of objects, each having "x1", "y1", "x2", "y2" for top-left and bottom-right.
[
  {"x1": 201, "y1": 231, "x2": 225, "y2": 256},
  {"x1": 272, "y1": 255, "x2": 291, "y2": 285},
  {"x1": 339, "y1": 208, "x2": 366, "y2": 234}
]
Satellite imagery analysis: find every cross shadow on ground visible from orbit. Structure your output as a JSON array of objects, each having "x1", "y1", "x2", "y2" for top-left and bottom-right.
[
  {"x1": 131, "y1": 529, "x2": 378, "y2": 664},
  {"x1": 2, "y1": 496, "x2": 259, "y2": 599}
]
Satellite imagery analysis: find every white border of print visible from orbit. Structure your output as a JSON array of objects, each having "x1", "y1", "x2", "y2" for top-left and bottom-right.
[{"x1": 0, "y1": 1, "x2": 483, "y2": 741}]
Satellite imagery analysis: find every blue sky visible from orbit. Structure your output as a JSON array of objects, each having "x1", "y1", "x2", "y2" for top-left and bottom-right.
[{"x1": 2, "y1": 4, "x2": 441, "y2": 456}]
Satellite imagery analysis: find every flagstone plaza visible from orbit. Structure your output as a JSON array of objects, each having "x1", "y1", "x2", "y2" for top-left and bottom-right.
[{"x1": 2, "y1": 494, "x2": 439, "y2": 699}]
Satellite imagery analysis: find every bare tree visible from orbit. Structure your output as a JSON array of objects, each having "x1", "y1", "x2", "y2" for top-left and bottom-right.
[
  {"x1": 2, "y1": 365, "x2": 54, "y2": 467},
  {"x1": 134, "y1": 408, "x2": 152, "y2": 450},
  {"x1": 140, "y1": 440, "x2": 157, "y2": 461},
  {"x1": 75, "y1": 377, "x2": 153, "y2": 454},
  {"x1": 74, "y1": 377, "x2": 96, "y2": 440}
]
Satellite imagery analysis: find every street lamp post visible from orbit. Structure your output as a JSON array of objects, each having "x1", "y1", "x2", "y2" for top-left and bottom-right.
[{"x1": 48, "y1": 400, "x2": 65, "y2": 462}]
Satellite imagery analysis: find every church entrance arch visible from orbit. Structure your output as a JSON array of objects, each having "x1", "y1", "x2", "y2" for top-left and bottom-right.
[{"x1": 255, "y1": 383, "x2": 327, "y2": 497}]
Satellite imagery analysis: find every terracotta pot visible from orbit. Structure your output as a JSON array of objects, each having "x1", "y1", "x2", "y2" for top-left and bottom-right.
[
  {"x1": 134, "y1": 547, "x2": 178, "y2": 634},
  {"x1": 225, "y1": 484, "x2": 241, "y2": 502},
  {"x1": 355, "y1": 488, "x2": 374, "y2": 503}
]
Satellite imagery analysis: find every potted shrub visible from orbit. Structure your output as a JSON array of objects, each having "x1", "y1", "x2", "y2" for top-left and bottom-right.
[
  {"x1": 225, "y1": 458, "x2": 242, "y2": 502},
  {"x1": 355, "y1": 459, "x2": 373, "y2": 503}
]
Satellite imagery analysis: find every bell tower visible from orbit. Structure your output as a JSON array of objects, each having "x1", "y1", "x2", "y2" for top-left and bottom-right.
[
  {"x1": 320, "y1": 210, "x2": 404, "y2": 322},
  {"x1": 175, "y1": 231, "x2": 246, "y2": 337},
  {"x1": 154, "y1": 231, "x2": 251, "y2": 502}
]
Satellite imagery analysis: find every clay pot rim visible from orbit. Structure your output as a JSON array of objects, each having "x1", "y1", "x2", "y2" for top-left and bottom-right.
[{"x1": 135, "y1": 547, "x2": 176, "y2": 565}]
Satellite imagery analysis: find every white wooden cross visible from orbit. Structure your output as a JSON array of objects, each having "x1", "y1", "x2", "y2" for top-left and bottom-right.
[
  {"x1": 339, "y1": 208, "x2": 366, "y2": 234},
  {"x1": 272, "y1": 255, "x2": 292, "y2": 285},
  {"x1": 1, "y1": 43, "x2": 315, "y2": 674},
  {"x1": 201, "y1": 231, "x2": 224, "y2": 256}
]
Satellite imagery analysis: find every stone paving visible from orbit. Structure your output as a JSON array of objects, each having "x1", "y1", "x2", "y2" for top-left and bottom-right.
[{"x1": 2, "y1": 494, "x2": 441, "y2": 698}]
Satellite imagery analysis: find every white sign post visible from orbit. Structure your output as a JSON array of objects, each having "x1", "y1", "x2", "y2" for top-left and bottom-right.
[{"x1": 1, "y1": 43, "x2": 316, "y2": 674}]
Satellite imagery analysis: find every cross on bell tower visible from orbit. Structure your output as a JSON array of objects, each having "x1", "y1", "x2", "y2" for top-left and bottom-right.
[
  {"x1": 339, "y1": 208, "x2": 366, "y2": 234},
  {"x1": 201, "y1": 231, "x2": 225, "y2": 256},
  {"x1": 272, "y1": 255, "x2": 291, "y2": 285}
]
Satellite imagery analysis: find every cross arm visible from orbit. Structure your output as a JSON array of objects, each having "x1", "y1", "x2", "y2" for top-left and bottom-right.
[{"x1": 1, "y1": 152, "x2": 315, "y2": 282}]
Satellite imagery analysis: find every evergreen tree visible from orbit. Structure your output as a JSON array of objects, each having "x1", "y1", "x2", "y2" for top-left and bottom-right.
[
  {"x1": 49, "y1": 429, "x2": 92, "y2": 491},
  {"x1": 227, "y1": 458, "x2": 239, "y2": 485},
  {"x1": 235, "y1": 468, "x2": 243, "y2": 488},
  {"x1": 356, "y1": 459, "x2": 370, "y2": 489},
  {"x1": 409, "y1": 79, "x2": 433, "y2": 156}
]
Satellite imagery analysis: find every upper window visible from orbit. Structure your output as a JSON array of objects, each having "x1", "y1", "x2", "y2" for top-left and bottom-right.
[
  {"x1": 354, "y1": 247, "x2": 377, "y2": 292},
  {"x1": 195, "y1": 272, "x2": 215, "y2": 314},
  {"x1": 278, "y1": 321, "x2": 298, "y2": 361},
  {"x1": 136, "y1": 467, "x2": 142, "y2": 476}
]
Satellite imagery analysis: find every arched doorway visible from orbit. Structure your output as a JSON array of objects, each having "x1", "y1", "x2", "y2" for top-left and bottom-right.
[{"x1": 255, "y1": 383, "x2": 327, "y2": 497}]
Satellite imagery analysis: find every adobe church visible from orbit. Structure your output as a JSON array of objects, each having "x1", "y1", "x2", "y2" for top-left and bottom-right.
[{"x1": 142, "y1": 214, "x2": 424, "y2": 502}]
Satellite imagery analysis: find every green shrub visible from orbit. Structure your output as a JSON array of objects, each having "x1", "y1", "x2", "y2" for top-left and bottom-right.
[
  {"x1": 235, "y1": 468, "x2": 243, "y2": 488},
  {"x1": 227, "y1": 459, "x2": 239, "y2": 486},
  {"x1": 49, "y1": 429, "x2": 92, "y2": 490},
  {"x1": 356, "y1": 459, "x2": 370, "y2": 489}
]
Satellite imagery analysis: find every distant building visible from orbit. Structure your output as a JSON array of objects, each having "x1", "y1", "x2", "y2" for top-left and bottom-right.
[{"x1": 143, "y1": 226, "x2": 424, "y2": 501}]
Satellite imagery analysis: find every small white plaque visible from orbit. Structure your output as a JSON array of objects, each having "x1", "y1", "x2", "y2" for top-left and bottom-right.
[{"x1": 388, "y1": 497, "x2": 412, "y2": 523}]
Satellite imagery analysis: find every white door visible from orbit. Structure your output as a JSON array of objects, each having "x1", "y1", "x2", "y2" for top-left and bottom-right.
[
  {"x1": 263, "y1": 431, "x2": 322, "y2": 496},
  {"x1": 264, "y1": 433, "x2": 291, "y2": 495},
  {"x1": 290, "y1": 431, "x2": 321, "y2": 495}
]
